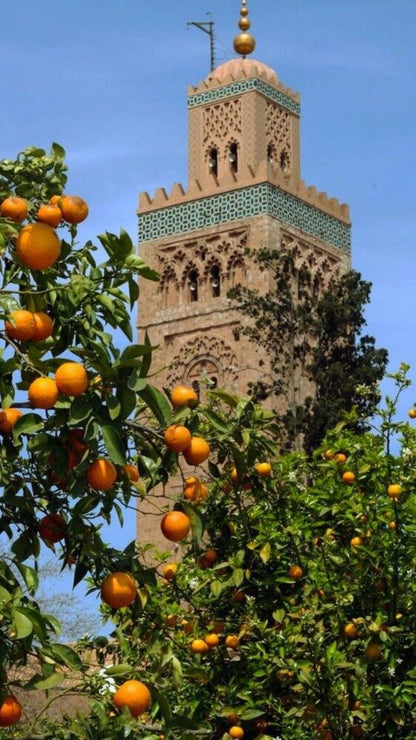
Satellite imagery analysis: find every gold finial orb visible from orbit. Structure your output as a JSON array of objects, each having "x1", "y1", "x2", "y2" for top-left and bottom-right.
[
  {"x1": 234, "y1": 32, "x2": 256, "y2": 56},
  {"x1": 234, "y1": 1, "x2": 255, "y2": 57}
]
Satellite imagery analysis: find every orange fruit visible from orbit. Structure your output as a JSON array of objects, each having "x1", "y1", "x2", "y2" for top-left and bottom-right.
[
  {"x1": 0, "y1": 196, "x2": 28, "y2": 223},
  {"x1": 408, "y1": 408, "x2": 416, "y2": 419},
  {"x1": 55, "y1": 362, "x2": 89, "y2": 396},
  {"x1": 342, "y1": 471, "x2": 355, "y2": 484},
  {"x1": 170, "y1": 384, "x2": 198, "y2": 408},
  {"x1": 65, "y1": 428, "x2": 88, "y2": 458},
  {"x1": 229, "y1": 727, "x2": 244, "y2": 739},
  {"x1": 334, "y1": 452, "x2": 347, "y2": 464},
  {"x1": 288, "y1": 564, "x2": 303, "y2": 580},
  {"x1": 162, "y1": 563, "x2": 178, "y2": 580},
  {"x1": 49, "y1": 194, "x2": 62, "y2": 205},
  {"x1": 190, "y1": 638, "x2": 209, "y2": 654},
  {"x1": 28, "y1": 377, "x2": 59, "y2": 409},
  {"x1": 87, "y1": 458, "x2": 117, "y2": 490},
  {"x1": 204, "y1": 633, "x2": 219, "y2": 648},
  {"x1": 350, "y1": 536, "x2": 363, "y2": 548},
  {"x1": 101, "y1": 572, "x2": 137, "y2": 608},
  {"x1": 113, "y1": 679, "x2": 151, "y2": 718},
  {"x1": 59, "y1": 195, "x2": 89, "y2": 224},
  {"x1": 344, "y1": 622, "x2": 358, "y2": 639},
  {"x1": 0, "y1": 695, "x2": 22, "y2": 726},
  {"x1": 203, "y1": 548, "x2": 218, "y2": 565},
  {"x1": 255, "y1": 462, "x2": 272, "y2": 477},
  {"x1": 364, "y1": 642, "x2": 382, "y2": 660},
  {"x1": 164, "y1": 424, "x2": 192, "y2": 452},
  {"x1": 5, "y1": 309, "x2": 36, "y2": 340},
  {"x1": 225, "y1": 634, "x2": 240, "y2": 649},
  {"x1": 184, "y1": 476, "x2": 208, "y2": 501},
  {"x1": 120, "y1": 463, "x2": 140, "y2": 482},
  {"x1": 323, "y1": 449, "x2": 334, "y2": 460},
  {"x1": 32, "y1": 312, "x2": 53, "y2": 341},
  {"x1": 160, "y1": 511, "x2": 191, "y2": 542},
  {"x1": 389, "y1": 520, "x2": 397, "y2": 529},
  {"x1": 39, "y1": 513, "x2": 67, "y2": 543},
  {"x1": 183, "y1": 437, "x2": 210, "y2": 465},
  {"x1": 37, "y1": 202, "x2": 62, "y2": 228},
  {"x1": 16, "y1": 222, "x2": 61, "y2": 270},
  {"x1": 387, "y1": 484, "x2": 402, "y2": 499},
  {"x1": 0, "y1": 408, "x2": 23, "y2": 433}
]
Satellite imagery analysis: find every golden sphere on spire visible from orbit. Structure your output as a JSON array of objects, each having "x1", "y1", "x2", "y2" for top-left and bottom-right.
[
  {"x1": 234, "y1": 32, "x2": 256, "y2": 56},
  {"x1": 234, "y1": 1, "x2": 256, "y2": 57}
]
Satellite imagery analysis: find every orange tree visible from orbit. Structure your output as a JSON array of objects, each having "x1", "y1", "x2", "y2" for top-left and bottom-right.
[
  {"x1": 1, "y1": 146, "x2": 416, "y2": 740},
  {"x1": 31, "y1": 368, "x2": 415, "y2": 740},
  {"x1": 0, "y1": 144, "x2": 180, "y2": 733}
]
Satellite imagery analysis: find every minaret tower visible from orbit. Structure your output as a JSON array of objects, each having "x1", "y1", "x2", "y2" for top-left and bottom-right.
[{"x1": 138, "y1": 2, "x2": 351, "y2": 398}]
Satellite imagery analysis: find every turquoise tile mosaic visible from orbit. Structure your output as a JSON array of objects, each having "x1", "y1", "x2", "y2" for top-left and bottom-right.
[
  {"x1": 139, "y1": 184, "x2": 351, "y2": 253},
  {"x1": 188, "y1": 78, "x2": 300, "y2": 116}
]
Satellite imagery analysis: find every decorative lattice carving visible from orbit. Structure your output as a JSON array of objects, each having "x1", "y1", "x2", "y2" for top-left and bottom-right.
[
  {"x1": 168, "y1": 335, "x2": 239, "y2": 388},
  {"x1": 280, "y1": 231, "x2": 342, "y2": 293},
  {"x1": 203, "y1": 100, "x2": 242, "y2": 143},
  {"x1": 266, "y1": 101, "x2": 292, "y2": 171}
]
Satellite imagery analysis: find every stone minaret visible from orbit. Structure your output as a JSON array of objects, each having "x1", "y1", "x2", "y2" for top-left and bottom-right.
[{"x1": 138, "y1": 1, "x2": 351, "y2": 404}]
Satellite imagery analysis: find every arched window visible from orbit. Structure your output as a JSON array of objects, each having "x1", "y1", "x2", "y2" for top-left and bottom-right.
[
  {"x1": 210, "y1": 265, "x2": 221, "y2": 297},
  {"x1": 208, "y1": 148, "x2": 218, "y2": 177},
  {"x1": 229, "y1": 143, "x2": 238, "y2": 173},
  {"x1": 231, "y1": 259, "x2": 245, "y2": 287},
  {"x1": 280, "y1": 150, "x2": 289, "y2": 173},
  {"x1": 267, "y1": 144, "x2": 275, "y2": 166},
  {"x1": 188, "y1": 269, "x2": 199, "y2": 302}
]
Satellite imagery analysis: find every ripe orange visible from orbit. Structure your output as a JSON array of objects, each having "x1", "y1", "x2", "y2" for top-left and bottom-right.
[
  {"x1": 5, "y1": 309, "x2": 36, "y2": 340},
  {"x1": 229, "y1": 727, "x2": 245, "y2": 739},
  {"x1": 37, "y1": 202, "x2": 62, "y2": 228},
  {"x1": 55, "y1": 362, "x2": 89, "y2": 396},
  {"x1": 120, "y1": 463, "x2": 140, "y2": 482},
  {"x1": 365, "y1": 642, "x2": 382, "y2": 660},
  {"x1": 0, "y1": 196, "x2": 28, "y2": 223},
  {"x1": 204, "y1": 633, "x2": 219, "y2": 648},
  {"x1": 184, "y1": 476, "x2": 208, "y2": 502},
  {"x1": 183, "y1": 437, "x2": 210, "y2": 465},
  {"x1": 203, "y1": 548, "x2": 218, "y2": 565},
  {"x1": 0, "y1": 408, "x2": 23, "y2": 433},
  {"x1": 49, "y1": 194, "x2": 62, "y2": 205},
  {"x1": 0, "y1": 695, "x2": 22, "y2": 726},
  {"x1": 387, "y1": 484, "x2": 402, "y2": 499},
  {"x1": 28, "y1": 377, "x2": 59, "y2": 409},
  {"x1": 16, "y1": 222, "x2": 61, "y2": 270},
  {"x1": 59, "y1": 195, "x2": 89, "y2": 224},
  {"x1": 350, "y1": 536, "x2": 363, "y2": 548},
  {"x1": 87, "y1": 459, "x2": 117, "y2": 490},
  {"x1": 170, "y1": 384, "x2": 198, "y2": 408},
  {"x1": 342, "y1": 471, "x2": 355, "y2": 484},
  {"x1": 255, "y1": 462, "x2": 272, "y2": 477},
  {"x1": 39, "y1": 513, "x2": 67, "y2": 543},
  {"x1": 164, "y1": 424, "x2": 192, "y2": 452},
  {"x1": 32, "y1": 312, "x2": 53, "y2": 341},
  {"x1": 344, "y1": 622, "x2": 358, "y2": 639},
  {"x1": 408, "y1": 408, "x2": 416, "y2": 419},
  {"x1": 101, "y1": 572, "x2": 137, "y2": 608},
  {"x1": 190, "y1": 638, "x2": 209, "y2": 654},
  {"x1": 288, "y1": 564, "x2": 303, "y2": 580},
  {"x1": 162, "y1": 563, "x2": 178, "y2": 580},
  {"x1": 113, "y1": 679, "x2": 151, "y2": 718},
  {"x1": 334, "y1": 452, "x2": 347, "y2": 464},
  {"x1": 389, "y1": 520, "x2": 397, "y2": 530},
  {"x1": 225, "y1": 634, "x2": 240, "y2": 649},
  {"x1": 160, "y1": 511, "x2": 191, "y2": 542}
]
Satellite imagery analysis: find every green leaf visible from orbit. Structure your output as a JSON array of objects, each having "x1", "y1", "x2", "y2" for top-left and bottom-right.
[
  {"x1": 201, "y1": 408, "x2": 230, "y2": 433},
  {"x1": 25, "y1": 669, "x2": 63, "y2": 691},
  {"x1": 181, "y1": 502, "x2": 204, "y2": 546},
  {"x1": 12, "y1": 608, "x2": 33, "y2": 639},
  {"x1": 127, "y1": 369, "x2": 148, "y2": 392},
  {"x1": 16, "y1": 563, "x2": 38, "y2": 594},
  {"x1": 51, "y1": 142, "x2": 66, "y2": 161},
  {"x1": 138, "y1": 385, "x2": 172, "y2": 426},
  {"x1": 260, "y1": 542, "x2": 271, "y2": 564},
  {"x1": 105, "y1": 664, "x2": 133, "y2": 676},
  {"x1": 210, "y1": 580, "x2": 223, "y2": 598},
  {"x1": 12, "y1": 412, "x2": 44, "y2": 441},
  {"x1": 49, "y1": 644, "x2": 83, "y2": 671},
  {"x1": 102, "y1": 424, "x2": 126, "y2": 464},
  {"x1": 69, "y1": 396, "x2": 92, "y2": 424}
]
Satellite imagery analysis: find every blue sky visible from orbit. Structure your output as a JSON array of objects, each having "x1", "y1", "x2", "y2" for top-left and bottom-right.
[{"x1": 2, "y1": 1, "x2": 416, "y2": 627}]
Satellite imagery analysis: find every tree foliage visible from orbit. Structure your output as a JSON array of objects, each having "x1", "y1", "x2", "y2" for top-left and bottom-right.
[
  {"x1": 0, "y1": 147, "x2": 415, "y2": 740},
  {"x1": 228, "y1": 248, "x2": 388, "y2": 453}
]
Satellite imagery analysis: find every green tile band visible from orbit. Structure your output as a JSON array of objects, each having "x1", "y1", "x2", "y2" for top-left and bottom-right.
[
  {"x1": 139, "y1": 183, "x2": 351, "y2": 253},
  {"x1": 188, "y1": 78, "x2": 300, "y2": 116}
]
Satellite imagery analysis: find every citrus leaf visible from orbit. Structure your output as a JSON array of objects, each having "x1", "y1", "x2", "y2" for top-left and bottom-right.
[{"x1": 102, "y1": 424, "x2": 126, "y2": 465}]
